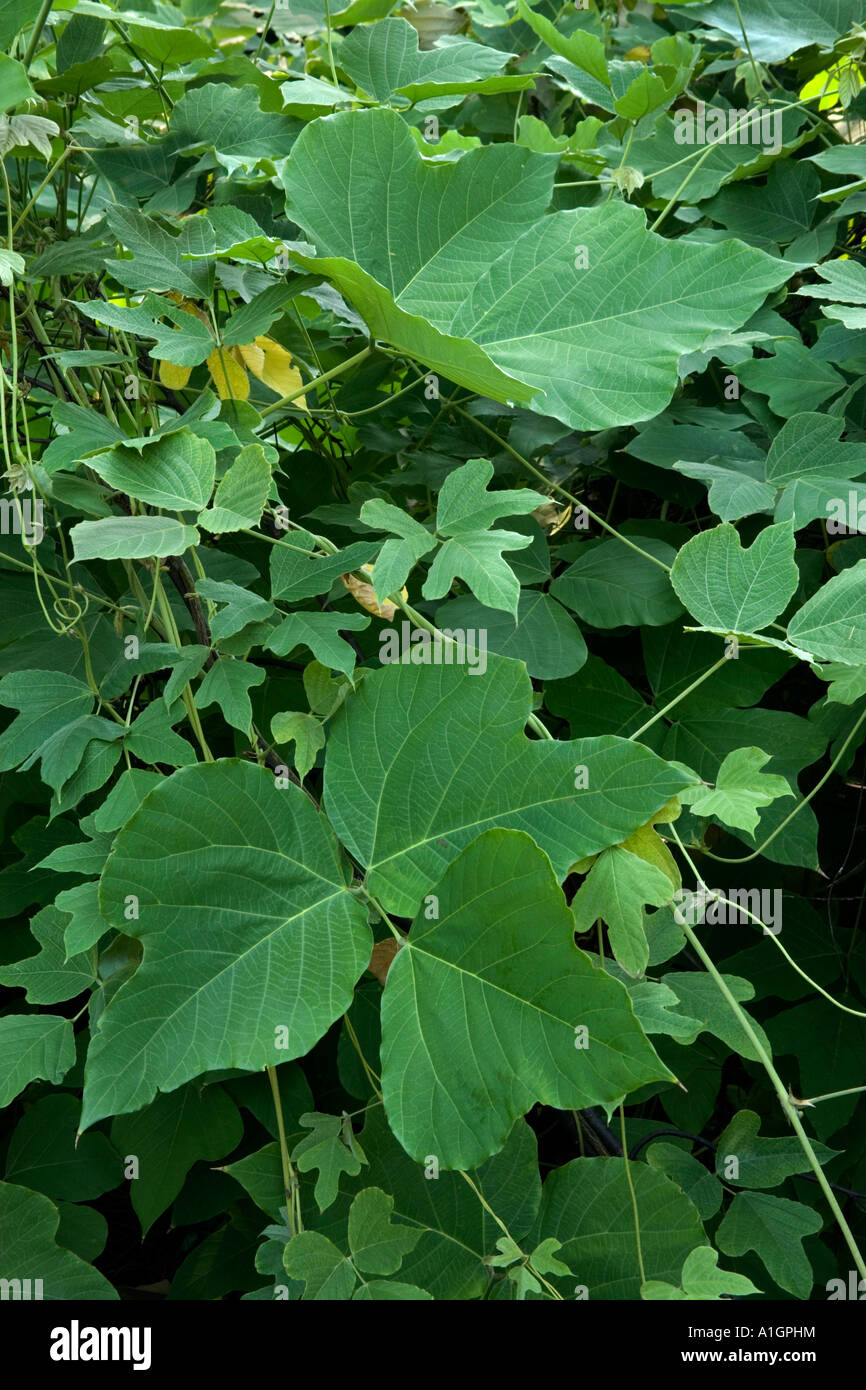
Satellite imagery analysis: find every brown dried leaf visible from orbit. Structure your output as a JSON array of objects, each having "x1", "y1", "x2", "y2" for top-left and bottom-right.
[{"x1": 367, "y1": 938, "x2": 402, "y2": 985}]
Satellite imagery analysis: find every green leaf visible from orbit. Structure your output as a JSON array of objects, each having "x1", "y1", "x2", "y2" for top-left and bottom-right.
[
  {"x1": 72, "y1": 295, "x2": 215, "y2": 366},
  {"x1": 0, "y1": 54, "x2": 37, "y2": 112},
  {"x1": 0, "y1": 1015, "x2": 76, "y2": 1107},
  {"x1": 193, "y1": 658, "x2": 265, "y2": 732},
  {"x1": 103, "y1": 206, "x2": 213, "y2": 298},
  {"x1": 715, "y1": 1110, "x2": 838, "y2": 1189},
  {"x1": 57, "y1": 881, "x2": 109, "y2": 955},
  {"x1": 80, "y1": 761, "x2": 371, "y2": 1129},
  {"x1": 348, "y1": 1187, "x2": 423, "y2": 1274},
  {"x1": 680, "y1": 747, "x2": 793, "y2": 834},
  {"x1": 269, "y1": 528, "x2": 378, "y2": 602},
  {"x1": 87, "y1": 430, "x2": 216, "y2": 513},
  {"x1": 111, "y1": 1083, "x2": 244, "y2": 1234},
  {"x1": 679, "y1": 0, "x2": 863, "y2": 63},
  {"x1": 123, "y1": 699, "x2": 196, "y2": 767},
  {"x1": 324, "y1": 655, "x2": 695, "y2": 917},
  {"x1": 170, "y1": 82, "x2": 298, "y2": 167},
  {"x1": 435, "y1": 459, "x2": 548, "y2": 536},
  {"x1": 6, "y1": 1094, "x2": 119, "y2": 1201},
  {"x1": 434, "y1": 590, "x2": 587, "y2": 681},
  {"x1": 674, "y1": 456, "x2": 776, "y2": 524},
  {"x1": 787, "y1": 560, "x2": 866, "y2": 665},
  {"x1": 645, "y1": 1142, "x2": 723, "y2": 1220},
  {"x1": 340, "y1": 16, "x2": 526, "y2": 103},
  {"x1": 70, "y1": 516, "x2": 200, "y2": 561},
  {"x1": 551, "y1": 537, "x2": 682, "y2": 628},
  {"x1": 194, "y1": 578, "x2": 274, "y2": 642},
  {"x1": 736, "y1": 341, "x2": 845, "y2": 416},
  {"x1": 0, "y1": 904, "x2": 96, "y2": 1002},
  {"x1": 283, "y1": 1230, "x2": 356, "y2": 1300},
  {"x1": 271, "y1": 711, "x2": 325, "y2": 781},
  {"x1": 380, "y1": 829, "x2": 672, "y2": 1168},
  {"x1": 670, "y1": 522, "x2": 798, "y2": 634},
  {"x1": 267, "y1": 611, "x2": 369, "y2": 676},
  {"x1": 352, "y1": 1279, "x2": 433, "y2": 1300},
  {"x1": 572, "y1": 846, "x2": 675, "y2": 977},
  {"x1": 715, "y1": 1191, "x2": 822, "y2": 1298},
  {"x1": 516, "y1": 0, "x2": 609, "y2": 86},
  {"x1": 616, "y1": 105, "x2": 810, "y2": 204},
  {"x1": 423, "y1": 527, "x2": 533, "y2": 617},
  {"x1": 0, "y1": 247, "x2": 25, "y2": 285},
  {"x1": 662, "y1": 972, "x2": 771, "y2": 1062},
  {"x1": 324, "y1": 1107, "x2": 541, "y2": 1299},
  {"x1": 54, "y1": 1202, "x2": 108, "y2": 1264},
  {"x1": 642, "y1": 1245, "x2": 760, "y2": 1300},
  {"x1": 291, "y1": 1112, "x2": 368, "y2": 1212},
  {"x1": 0, "y1": 0, "x2": 42, "y2": 51},
  {"x1": 0, "y1": 1182, "x2": 117, "y2": 1299},
  {"x1": 0, "y1": 670, "x2": 93, "y2": 777},
  {"x1": 198, "y1": 444, "x2": 272, "y2": 533},
  {"x1": 532, "y1": 1157, "x2": 707, "y2": 1299},
  {"x1": 282, "y1": 109, "x2": 788, "y2": 430}
]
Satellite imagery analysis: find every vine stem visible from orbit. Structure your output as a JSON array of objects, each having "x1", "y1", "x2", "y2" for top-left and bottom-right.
[
  {"x1": 22, "y1": 0, "x2": 54, "y2": 66},
  {"x1": 629, "y1": 654, "x2": 730, "y2": 740},
  {"x1": 619, "y1": 1105, "x2": 646, "y2": 1288},
  {"x1": 267, "y1": 1065, "x2": 300, "y2": 1236},
  {"x1": 731, "y1": 0, "x2": 763, "y2": 96},
  {"x1": 153, "y1": 574, "x2": 214, "y2": 762},
  {"x1": 670, "y1": 825, "x2": 866, "y2": 1284}
]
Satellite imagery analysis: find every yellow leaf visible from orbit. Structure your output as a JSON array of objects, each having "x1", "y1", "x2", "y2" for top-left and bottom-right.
[
  {"x1": 159, "y1": 359, "x2": 192, "y2": 389},
  {"x1": 238, "y1": 335, "x2": 307, "y2": 408},
  {"x1": 206, "y1": 347, "x2": 249, "y2": 401},
  {"x1": 341, "y1": 563, "x2": 406, "y2": 619}
]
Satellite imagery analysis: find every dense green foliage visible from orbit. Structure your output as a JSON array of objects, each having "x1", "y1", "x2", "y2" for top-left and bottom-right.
[{"x1": 2, "y1": 0, "x2": 866, "y2": 1303}]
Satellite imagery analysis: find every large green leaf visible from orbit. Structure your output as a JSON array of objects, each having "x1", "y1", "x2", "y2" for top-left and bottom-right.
[
  {"x1": 111, "y1": 1083, "x2": 244, "y2": 1234},
  {"x1": 80, "y1": 761, "x2": 371, "y2": 1129},
  {"x1": 678, "y1": 0, "x2": 863, "y2": 62},
  {"x1": 551, "y1": 537, "x2": 682, "y2": 628},
  {"x1": 339, "y1": 17, "x2": 528, "y2": 102},
  {"x1": 434, "y1": 590, "x2": 587, "y2": 681},
  {"x1": 70, "y1": 516, "x2": 200, "y2": 562},
  {"x1": 787, "y1": 560, "x2": 866, "y2": 665},
  {"x1": 282, "y1": 108, "x2": 789, "y2": 429},
  {"x1": 86, "y1": 430, "x2": 216, "y2": 513},
  {"x1": 324, "y1": 655, "x2": 695, "y2": 916},
  {"x1": 103, "y1": 206, "x2": 213, "y2": 298},
  {"x1": 379, "y1": 830, "x2": 672, "y2": 1167},
  {"x1": 0, "y1": 1181, "x2": 117, "y2": 1299},
  {"x1": 530, "y1": 1157, "x2": 707, "y2": 1300},
  {"x1": 5, "y1": 1094, "x2": 120, "y2": 1201},
  {"x1": 670, "y1": 521, "x2": 798, "y2": 634}
]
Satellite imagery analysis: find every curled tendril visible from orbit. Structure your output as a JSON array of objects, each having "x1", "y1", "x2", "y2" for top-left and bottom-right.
[{"x1": 54, "y1": 593, "x2": 86, "y2": 629}]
